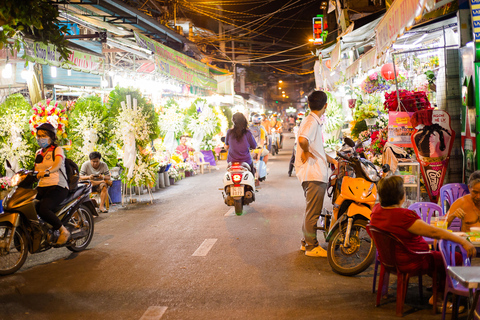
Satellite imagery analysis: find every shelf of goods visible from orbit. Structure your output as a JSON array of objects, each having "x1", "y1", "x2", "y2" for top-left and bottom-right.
[{"x1": 397, "y1": 161, "x2": 420, "y2": 208}]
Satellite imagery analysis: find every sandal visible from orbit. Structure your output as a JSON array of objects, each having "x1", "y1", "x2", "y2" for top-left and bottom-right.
[{"x1": 436, "y1": 303, "x2": 465, "y2": 314}]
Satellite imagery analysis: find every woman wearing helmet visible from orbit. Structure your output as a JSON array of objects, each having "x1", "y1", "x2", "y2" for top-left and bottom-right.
[{"x1": 34, "y1": 123, "x2": 70, "y2": 245}]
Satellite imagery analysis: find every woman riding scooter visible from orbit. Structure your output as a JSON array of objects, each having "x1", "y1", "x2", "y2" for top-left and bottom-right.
[
  {"x1": 224, "y1": 112, "x2": 257, "y2": 174},
  {"x1": 34, "y1": 123, "x2": 70, "y2": 245}
]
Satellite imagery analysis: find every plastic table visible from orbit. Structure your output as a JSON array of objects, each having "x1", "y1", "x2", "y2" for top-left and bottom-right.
[{"x1": 447, "y1": 266, "x2": 480, "y2": 320}]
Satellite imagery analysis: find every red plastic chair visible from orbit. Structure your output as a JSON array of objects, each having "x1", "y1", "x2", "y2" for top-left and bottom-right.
[
  {"x1": 440, "y1": 183, "x2": 469, "y2": 231},
  {"x1": 439, "y1": 240, "x2": 472, "y2": 320},
  {"x1": 367, "y1": 225, "x2": 437, "y2": 317}
]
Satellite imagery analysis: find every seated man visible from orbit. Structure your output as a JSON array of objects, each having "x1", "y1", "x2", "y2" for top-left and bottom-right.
[
  {"x1": 80, "y1": 151, "x2": 111, "y2": 213},
  {"x1": 176, "y1": 135, "x2": 195, "y2": 161},
  {"x1": 446, "y1": 170, "x2": 480, "y2": 232}
]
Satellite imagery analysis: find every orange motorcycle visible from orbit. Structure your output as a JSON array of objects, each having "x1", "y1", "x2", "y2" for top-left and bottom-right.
[{"x1": 320, "y1": 138, "x2": 387, "y2": 276}]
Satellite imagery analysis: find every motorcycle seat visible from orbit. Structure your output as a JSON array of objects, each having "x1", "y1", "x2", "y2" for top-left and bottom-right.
[{"x1": 55, "y1": 184, "x2": 88, "y2": 210}]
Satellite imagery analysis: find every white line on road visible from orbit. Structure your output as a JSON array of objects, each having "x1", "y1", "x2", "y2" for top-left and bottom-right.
[
  {"x1": 140, "y1": 306, "x2": 167, "y2": 320},
  {"x1": 192, "y1": 238, "x2": 218, "y2": 256},
  {"x1": 224, "y1": 208, "x2": 235, "y2": 216}
]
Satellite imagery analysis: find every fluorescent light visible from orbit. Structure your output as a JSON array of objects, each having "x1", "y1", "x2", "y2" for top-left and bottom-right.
[
  {"x1": 67, "y1": 69, "x2": 72, "y2": 76},
  {"x1": 51, "y1": 66, "x2": 57, "y2": 78},
  {"x1": 413, "y1": 34, "x2": 427, "y2": 45}
]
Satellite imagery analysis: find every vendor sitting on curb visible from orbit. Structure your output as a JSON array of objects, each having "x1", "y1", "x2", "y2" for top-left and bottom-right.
[{"x1": 80, "y1": 151, "x2": 111, "y2": 213}]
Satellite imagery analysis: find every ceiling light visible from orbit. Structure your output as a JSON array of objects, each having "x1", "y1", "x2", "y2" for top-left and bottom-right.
[
  {"x1": 67, "y1": 69, "x2": 72, "y2": 76},
  {"x1": 51, "y1": 66, "x2": 57, "y2": 78},
  {"x1": 2, "y1": 63, "x2": 12, "y2": 79}
]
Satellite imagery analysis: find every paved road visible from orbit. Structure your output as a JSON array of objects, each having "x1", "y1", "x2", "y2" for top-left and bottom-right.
[{"x1": 0, "y1": 134, "x2": 442, "y2": 320}]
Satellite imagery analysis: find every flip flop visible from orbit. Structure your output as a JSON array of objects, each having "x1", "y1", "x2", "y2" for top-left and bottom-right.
[{"x1": 99, "y1": 209, "x2": 109, "y2": 213}]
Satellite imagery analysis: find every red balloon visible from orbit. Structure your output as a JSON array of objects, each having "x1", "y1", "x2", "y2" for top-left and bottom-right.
[
  {"x1": 381, "y1": 63, "x2": 397, "y2": 80},
  {"x1": 325, "y1": 60, "x2": 331, "y2": 70}
]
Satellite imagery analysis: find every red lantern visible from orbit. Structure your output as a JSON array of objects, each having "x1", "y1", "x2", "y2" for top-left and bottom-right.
[
  {"x1": 381, "y1": 63, "x2": 397, "y2": 80},
  {"x1": 325, "y1": 60, "x2": 331, "y2": 70}
]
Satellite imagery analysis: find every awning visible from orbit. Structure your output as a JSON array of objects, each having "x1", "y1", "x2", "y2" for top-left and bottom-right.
[{"x1": 375, "y1": 0, "x2": 429, "y2": 55}]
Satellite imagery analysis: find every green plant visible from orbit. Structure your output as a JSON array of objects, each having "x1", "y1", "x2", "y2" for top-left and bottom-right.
[{"x1": 324, "y1": 92, "x2": 344, "y2": 133}]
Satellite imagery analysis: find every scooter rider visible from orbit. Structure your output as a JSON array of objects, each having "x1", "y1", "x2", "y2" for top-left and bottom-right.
[
  {"x1": 249, "y1": 113, "x2": 268, "y2": 163},
  {"x1": 34, "y1": 123, "x2": 70, "y2": 245},
  {"x1": 225, "y1": 113, "x2": 257, "y2": 174}
]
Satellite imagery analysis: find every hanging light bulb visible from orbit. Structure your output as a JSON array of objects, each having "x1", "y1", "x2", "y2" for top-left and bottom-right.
[
  {"x1": 21, "y1": 67, "x2": 29, "y2": 80},
  {"x1": 2, "y1": 63, "x2": 12, "y2": 79},
  {"x1": 51, "y1": 66, "x2": 57, "y2": 78}
]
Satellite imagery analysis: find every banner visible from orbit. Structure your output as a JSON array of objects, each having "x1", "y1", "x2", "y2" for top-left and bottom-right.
[
  {"x1": 134, "y1": 32, "x2": 209, "y2": 76},
  {"x1": 23, "y1": 41, "x2": 104, "y2": 74},
  {"x1": 331, "y1": 41, "x2": 341, "y2": 70},
  {"x1": 154, "y1": 55, "x2": 216, "y2": 91},
  {"x1": 345, "y1": 59, "x2": 360, "y2": 80},
  {"x1": 388, "y1": 111, "x2": 415, "y2": 147},
  {"x1": 361, "y1": 48, "x2": 377, "y2": 74},
  {"x1": 411, "y1": 110, "x2": 455, "y2": 203},
  {"x1": 375, "y1": 0, "x2": 428, "y2": 54}
]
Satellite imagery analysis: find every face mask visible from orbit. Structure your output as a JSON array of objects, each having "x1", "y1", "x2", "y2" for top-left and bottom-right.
[{"x1": 37, "y1": 138, "x2": 50, "y2": 149}]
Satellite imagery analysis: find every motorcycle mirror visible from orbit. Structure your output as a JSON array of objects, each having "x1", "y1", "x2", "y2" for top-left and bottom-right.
[
  {"x1": 344, "y1": 138, "x2": 355, "y2": 148},
  {"x1": 35, "y1": 154, "x2": 44, "y2": 164},
  {"x1": 6, "y1": 159, "x2": 12, "y2": 169}
]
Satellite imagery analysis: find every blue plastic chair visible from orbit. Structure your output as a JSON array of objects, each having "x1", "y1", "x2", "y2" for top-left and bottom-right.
[
  {"x1": 440, "y1": 183, "x2": 469, "y2": 231},
  {"x1": 439, "y1": 240, "x2": 472, "y2": 320}
]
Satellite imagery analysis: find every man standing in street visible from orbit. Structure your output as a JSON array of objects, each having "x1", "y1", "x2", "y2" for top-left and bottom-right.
[{"x1": 295, "y1": 91, "x2": 338, "y2": 257}]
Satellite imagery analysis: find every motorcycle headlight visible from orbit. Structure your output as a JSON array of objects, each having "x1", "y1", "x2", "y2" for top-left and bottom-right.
[
  {"x1": 361, "y1": 162, "x2": 380, "y2": 181},
  {"x1": 10, "y1": 173, "x2": 25, "y2": 187}
]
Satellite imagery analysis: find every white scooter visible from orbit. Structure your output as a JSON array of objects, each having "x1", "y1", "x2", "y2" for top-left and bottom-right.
[{"x1": 221, "y1": 162, "x2": 256, "y2": 215}]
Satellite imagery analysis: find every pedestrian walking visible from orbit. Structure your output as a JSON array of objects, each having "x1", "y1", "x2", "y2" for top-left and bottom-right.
[{"x1": 295, "y1": 91, "x2": 338, "y2": 257}]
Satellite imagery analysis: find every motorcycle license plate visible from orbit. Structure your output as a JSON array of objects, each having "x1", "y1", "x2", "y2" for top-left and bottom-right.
[{"x1": 230, "y1": 186, "x2": 244, "y2": 197}]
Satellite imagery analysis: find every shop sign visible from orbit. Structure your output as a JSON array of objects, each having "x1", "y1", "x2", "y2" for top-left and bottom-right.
[
  {"x1": 470, "y1": 0, "x2": 480, "y2": 42},
  {"x1": 23, "y1": 41, "x2": 104, "y2": 74},
  {"x1": 331, "y1": 41, "x2": 341, "y2": 70},
  {"x1": 411, "y1": 110, "x2": 455, "y2": 203},
  {"x1": 360, "y1": 48, "x2": 377, "y2": 73},
  {"x1": 134, "y1": 32, "x2": 209, "y2": 76},
  {"x1": 387, "y1": 111, "x2": 414, "y2": 147},
  {"x1": 154, "y1": 55, "x2": 217, "y2": 91},
  {"x1": 375, "y1": 0, "x2": 428, "y2": 54},
  {"x1": 345, "y1": 58, "x2": 360, "y2": 80}
]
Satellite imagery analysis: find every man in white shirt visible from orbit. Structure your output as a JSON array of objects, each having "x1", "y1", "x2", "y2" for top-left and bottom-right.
[{"x1": 295, "y1": 91, "x2": 338, "y2": 257}]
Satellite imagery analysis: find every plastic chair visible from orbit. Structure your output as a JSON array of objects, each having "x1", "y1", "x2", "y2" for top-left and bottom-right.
[
  {"x1": 409, "y1": 202, "x2": 443, "y2": 247},
  {"x1": 439, "y1": 240, "x2": 472, "y2": 320},
  {"x1": 367, "y1": 225, "x2": 437, "y2": 317},
  {"x1": 194, "y1": 152, "x2": 211, "y2": 174},
  {"x1": 440, "y1": 184, "x2": 469, "y2": 231}
]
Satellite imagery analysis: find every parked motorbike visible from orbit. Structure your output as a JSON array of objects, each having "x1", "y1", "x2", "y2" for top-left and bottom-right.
[
  {"x1": 221, "y1": 162, "x2": 256, "y2": 215},
  {"x1": 0, "y1": 169, "x2": 96, "y2": 275},
  {"x1": 319, "y1": 138, "x2": 386, "y2": 276}
]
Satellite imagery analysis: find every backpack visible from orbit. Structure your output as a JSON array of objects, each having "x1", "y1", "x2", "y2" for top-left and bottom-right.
[{"x1": 52, "y1": 147, "x2": 80, "y2": 192}]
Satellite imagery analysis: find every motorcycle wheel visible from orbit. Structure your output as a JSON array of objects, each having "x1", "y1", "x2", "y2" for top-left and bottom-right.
[
  {"x1": 67, "y1": 204, "x2": 95, "y2": 252},
  {"x1": 0, "y1": 222, "x2": 28, "y2": 275},
  {"x1": 327, "y1": 219, "x2": 375, "y2": 276},
  {"x1": 234, "y1": 199, "x2": 243, "y2": 215}
]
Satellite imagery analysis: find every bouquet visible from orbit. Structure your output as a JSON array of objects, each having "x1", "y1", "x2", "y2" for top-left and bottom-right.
[
  {"x1": 384, "y1": 90, "x2": 432, "y2": 112},
  {"x1": 360, "y1": 72, "x2": 391, "y2": 94},
  {"x1": 29, "y1": 99, "x2": 69, "y2": 139},
  {"x1": 0, "y1": 177, "x2": 11, "y2": 190}
]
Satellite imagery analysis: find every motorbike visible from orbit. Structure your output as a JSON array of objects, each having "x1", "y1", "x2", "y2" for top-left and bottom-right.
[
  {"x1": 0, "y1": 169, "x2": 97, "y2": 275},
  {"x1": 271, "y1": 128, "x2": 281, "y2": 155},
  {"x1": 319, "y1": 138, "x2": 387, "y2": 276},
  {"x1": 221, "y1": 162, "x2": 256, "y2": 215}
]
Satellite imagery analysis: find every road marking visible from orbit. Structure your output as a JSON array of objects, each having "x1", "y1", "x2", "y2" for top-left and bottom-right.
[
  {"x1": 224, "y1": 208, "x2": 235, "y2": 216},
  {"x1": 192, "y1": 238, "x2": 217, "y2": 256},
  {"x1": 140, "y1": 306, "x2": 167, "y2": 320}
]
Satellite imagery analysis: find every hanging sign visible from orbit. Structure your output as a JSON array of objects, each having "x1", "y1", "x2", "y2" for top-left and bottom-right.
[
  {"x1": 387, "y1": 111, "x2": 414, "y2": 147},
  {"x1": 375, "y1": 0, "x2": 428, "y2": 54},
  {"x1": 154, "y1": 55, "x2": 217, "y2": 91},
  {"x1": 134, "y1": 32, "x2": 209, "y2": 76},
  {"x1": 361, "y1": 48, "x2": 377, "y2": 74},
  {"x1": 345, "y1": 59, "x2": 360, "y2": 80},
  {"x1": 331, "y1": 41, "x2": 341, "y2": 70},
  {"x1": 23, "y1": 41, "x2": 104, "y2": 74},
  {"x1": 411, "y1": 110, "x2": 455, "y2": 203}
]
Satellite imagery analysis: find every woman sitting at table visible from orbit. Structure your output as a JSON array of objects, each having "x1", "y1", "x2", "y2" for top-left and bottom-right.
[
  {"x1": 370, "y1": 175, "x2": 476, "y2": 311},
  {"x1": 446, "y1": 170, "x2": 480, "y2": 232}
]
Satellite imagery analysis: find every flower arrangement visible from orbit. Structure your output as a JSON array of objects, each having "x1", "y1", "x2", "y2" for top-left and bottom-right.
[
  {"x1": 29, "y1": 99, "x2": 68, "y2": 139},
  {"x1": 186, "y1": 99, "x2": 221, "y2": 137},
  {"x1": 360, "y1": 72, "x2": 391, "y2": 94},
  {"x1": 158, "y1": 98, "x2": 186, "y2": 137},
  {"x1": 384, "y1": 90, "x2": 432, "y2": 112},
  {"x1": 122, "y1": 153, "x2": 158, "y2": 187},
  {"x1": 200, "y1": 139, "x2": 216, "y2": 151},
  {"x1": 168, "y1": 167, "x2": 179, "y2": 179},
  {"x1": 0, "y1": 177, "x2": 11, "y2": 191}
]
